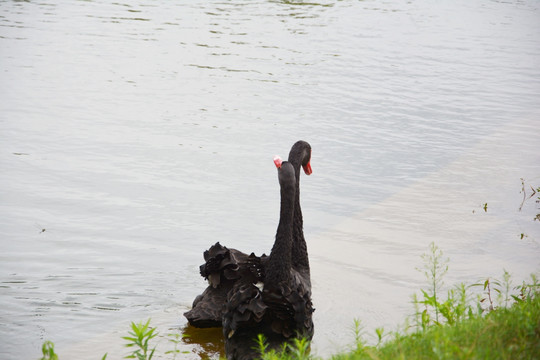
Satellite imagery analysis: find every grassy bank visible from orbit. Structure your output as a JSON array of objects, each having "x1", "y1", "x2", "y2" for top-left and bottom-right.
[{"x1": 332, "y1": 295, "x2": 540, "y2": 360}]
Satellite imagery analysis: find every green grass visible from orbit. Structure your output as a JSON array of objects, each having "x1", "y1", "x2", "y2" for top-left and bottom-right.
[
  {"x1": 39, "y1": 341, "x2": 58, "y2": 360},
  {"x1": 333, "y1": 295, "x2": 540, "y2": 360},
  {"x1": 327, "y1": 243, "x2": 540, "y2": 360}
]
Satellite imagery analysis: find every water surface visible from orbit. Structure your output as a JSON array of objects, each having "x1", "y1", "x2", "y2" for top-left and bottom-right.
[{"x1": 1, "y1": 0, "x2": 539, "y2": 358}]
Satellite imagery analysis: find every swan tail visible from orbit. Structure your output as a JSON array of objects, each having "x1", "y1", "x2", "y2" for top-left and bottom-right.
[
  {"x1": 200, "y1": 242, "x2": 265, "y2": 287},
  {"x1": 187, "y1": 243, "x2": 266, "y2": 328}
]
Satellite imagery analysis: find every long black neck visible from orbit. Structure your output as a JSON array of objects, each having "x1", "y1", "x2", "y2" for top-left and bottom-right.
[
  {"x1": 289, "y1": 149, "x2": 310, "y2": 274},
  {"x1": 266, "y1": 177, "x2": 295, "y2": 285}
]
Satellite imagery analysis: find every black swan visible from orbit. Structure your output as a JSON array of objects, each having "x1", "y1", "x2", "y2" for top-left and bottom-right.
[
  {"x1": 222, "y1": 158, "x2": 314, "y2": 360},
  {"x1": 184, "y1": 140, "x2": 312, "y2": 328},
  {"x1": 287, "y1": 140, "x2": 312, "y2": 281}
]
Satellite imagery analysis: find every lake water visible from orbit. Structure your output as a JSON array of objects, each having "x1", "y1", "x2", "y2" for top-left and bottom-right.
[{"x1": 1, "y1": 0, "x2": 539, "y2": 359}]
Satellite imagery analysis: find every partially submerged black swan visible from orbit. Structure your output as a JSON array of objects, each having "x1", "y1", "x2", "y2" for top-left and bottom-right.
[
  {"x1": 223, "y1": 158, "x2": 314, "y2": 360},
  {"x1": 184, "y1": 141, "x2": 312, "y2": 328}
]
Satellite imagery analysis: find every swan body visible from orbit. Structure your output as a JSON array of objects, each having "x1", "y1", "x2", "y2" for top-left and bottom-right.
[{"x1": 184, "y1": 140, "x2": 313, "y2": 343}]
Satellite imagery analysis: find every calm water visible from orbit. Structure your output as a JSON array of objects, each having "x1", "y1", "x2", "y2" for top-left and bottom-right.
[{"x1": 1, "y1": 0, "x2": 539, "y2": 358}]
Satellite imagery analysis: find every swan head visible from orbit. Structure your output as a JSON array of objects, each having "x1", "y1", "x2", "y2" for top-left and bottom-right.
[
  {"x1": 273, "y1": 155, "x2": 283, "y2": 168},
  {"x1": 289, "y1": 140, "x2": 312, "y2": 175},
  {"x1": 277, "y1": 161, "x2": 296, "y2": 189},
  {"x1": 275, "y1": 156, "x2": 296, "y2": 187}
]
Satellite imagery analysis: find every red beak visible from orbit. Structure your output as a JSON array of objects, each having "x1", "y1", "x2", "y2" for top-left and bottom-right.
[
  {"x1": 302, "y1": 161, "x2": 312, "y2": 175},
  {"x1": 273, "y1": 155, "x2": 282, "y2": 168}
]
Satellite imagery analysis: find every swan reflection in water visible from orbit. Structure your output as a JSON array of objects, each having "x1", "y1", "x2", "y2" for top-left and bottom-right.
[{"x1": 181, "y1": 324, "x2": 225, "y2": 359}]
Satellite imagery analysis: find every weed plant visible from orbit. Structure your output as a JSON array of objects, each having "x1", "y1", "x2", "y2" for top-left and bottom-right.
[
  {"x1": 256, "y1": 334, "x2": 312, "y2": 360},
  {"x1": 414, "y1": 242, "x2": 450, "y2": 327},
  {"x1": 39, "y1": 341, "x2": 58, "y2": 360},
  {"x1": 122, "y1": 319, "x2": 158, "y2": 360}
]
